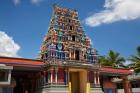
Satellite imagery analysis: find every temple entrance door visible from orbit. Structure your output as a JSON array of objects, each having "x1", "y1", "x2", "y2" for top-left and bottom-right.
[
  {"x1": 12, "y1": 71, "x2": 37, "y2": 93},
  {"x1": 69, "y1": 69, "x2": 87, "y2": 93},
  {"x1": 13, "y1": 75, "x2": 32, "y2": 93},
  {"x1": 70, "y1": 72, "x2": 80, "y2": 93}
]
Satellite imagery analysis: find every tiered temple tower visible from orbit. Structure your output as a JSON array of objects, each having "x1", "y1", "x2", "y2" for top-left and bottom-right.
[
  {"x1": 38, "y1": 5, "x2": 103, "y2": 93},
  {"x1": 40, "y1": 5, "x2": 97, "y2": 64}
]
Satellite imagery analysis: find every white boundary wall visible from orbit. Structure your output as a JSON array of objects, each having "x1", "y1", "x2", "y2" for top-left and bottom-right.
[{"x1": 118, "y1": 88, "x2": 140, "y2": 93}]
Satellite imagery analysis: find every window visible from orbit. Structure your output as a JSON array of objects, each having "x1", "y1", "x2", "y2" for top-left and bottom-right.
[
  {"x1": 84, "y1": 55, "x2": 86, "y2": 59},
  {"x1": 0, "y1": 71, "x2": 7, "y2": 81},
  {"x1": 62, "y1": 53, "x2": 65, "y2": 59},
  {"x1": 70, "y1": 26, "x2": 72, "y2": 30},
  {"x1": 131, "y1": 81, "x2": 140, "y2": 88},
  {"x1": 45, "y1": 54, "x2": 48, "y2": 59},
  {"x1": 116, "y1": 83, "x2": 123, "y2": 89},
  {"x1": 69, "y1": 19, "x2": 71, "y2": 23},
  {"x1": 72, "y1": 35, "x2": 75, "y2": 41},
  {"x1": 57, "y1": 52, "x2": 61, "y2": 59},
  {"x1": 65, "y1": 36, "x2": 68, "y2": 41},
  {"x1": 75, "y1": 50, "x2": 80, "y2": 60},
  {"x1": 58, "y1": 36, "x2": 62, "y2": 41}
]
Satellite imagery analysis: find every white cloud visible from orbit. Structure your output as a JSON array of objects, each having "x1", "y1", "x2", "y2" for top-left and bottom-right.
[
  {"x1": 85, "y1": 0, "x2": 140, "y2": 27},
  {"x1": 12, "y1": 0, "x2": 44, "y2": 6},
  {"x1": 12, "y1": 0, "x2": 20, "y2": 6},
  {"x1": 0, "y1": 31, "x2": 20, "y2": 57},
  {"x1": 124, "y1": 60, "x2": 132, "y2": 65},
  {"x1": 31, "y1": 0, "x2": 44, "y2": 5}
]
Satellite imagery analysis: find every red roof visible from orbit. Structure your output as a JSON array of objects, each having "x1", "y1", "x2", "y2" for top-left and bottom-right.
[
  {"x1": 0, "y1": 56, "x2": 44, "y2": 68},
  {"x1": 99, "y1": 66, "x2": 132, "y2": 75},
  {"x1": 0, "y1": 56, "x2": 132, "y2": 75}
]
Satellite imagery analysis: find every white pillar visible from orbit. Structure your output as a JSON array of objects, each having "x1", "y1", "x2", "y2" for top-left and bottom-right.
[
  {"x1": 94, "y1": 71, "x2": 97, "y2": 85},
  {"x1": 97, "y1": 72, "x2": 100, "y2": 85},
  {"x1": 73, "y1": 49, "x2": 75, "y2": 60},
  {"x1": 69, "y1": 50, "x2": 71, "y2": 60},
  {"x1": 8, "y1": 70, "x2": 12, "y2": 84},
  {"x1": 55, "y1": 68, "x2": 58, "y2": 83},
  {"x1": 50, "y1": 69, "x2": 53, "y2": 83}
]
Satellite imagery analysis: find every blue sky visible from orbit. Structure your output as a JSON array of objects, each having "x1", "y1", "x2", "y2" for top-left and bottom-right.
[{"x1": 0, "y1": 0, "x2": 140, "y2": 59}]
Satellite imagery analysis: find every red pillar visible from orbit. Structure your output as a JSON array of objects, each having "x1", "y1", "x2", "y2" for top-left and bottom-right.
[{"x1": 121, "y1": 76, "x2": 132, "y2": 93}]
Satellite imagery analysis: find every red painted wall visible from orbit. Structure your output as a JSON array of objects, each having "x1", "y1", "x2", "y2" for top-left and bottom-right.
[
  {"x1": 57, "y1": 68, "x2": 64, "y2": 83},
  {"x1": 103, "y1": 78, "x2": 116, "y2": 88}
]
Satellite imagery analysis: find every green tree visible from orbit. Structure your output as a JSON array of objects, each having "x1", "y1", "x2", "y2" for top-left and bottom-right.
[
  {"x1": 129, "y1": 46, "x2": 140, "y2": 73},
  {"x1": 99, "y1": 50, "x2": 125, "y2": 68}
]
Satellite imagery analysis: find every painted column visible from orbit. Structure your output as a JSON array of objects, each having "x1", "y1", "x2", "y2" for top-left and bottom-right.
[
  {"x1": 94, "y1": 71, "x2": 97, "y2": 85},
  {"x1": 64, "y1": 68, "x2": 68, "y2": 85},
  {"x1": 69, "y1": 82, "x2": 72, "y2": 93},
  {"x1": 87, "y1": 70, "x2": 91, "y2": 93},
  {"x1": 69, "y1": 49, "x2": 71, "y2": 60},
  {"x1": 68, "y1": 69, "x2": 71, "y2": 93},
  {"x1": 55, "y1": 68, "x2": 58, "y2": 84},
  {"x1": 73, "y1": 49, "x2": 75, "y2": 60},
  {"x1": 47, "y1": 70, "x2": 50, "y2": 83},
  {"x1": 68, "y1": 68, "x2": 69, "y2": 83},
  {"x1": 50, "y1": 68, "x2": 53, "y2": 84},
  {"x1": 43, "y1": 71, "x2": 46, "y2": 85},
  {"x1": 122, "y1": 76, "x2": 132, "y2": 93},
  {"x1": 97, "y1": 72, "x2": 100, "y2": 85}
]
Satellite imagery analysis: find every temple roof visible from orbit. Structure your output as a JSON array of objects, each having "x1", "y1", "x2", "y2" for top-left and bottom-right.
[
  {"x1": 99, "y1": 66, "x2": 132, "y2": 75},
  {"x1": 0, "y1": 56, "x2": 43, "y2": 68},
  {"x1": 0, "y1": 56, "x2": 132, "y2": 75}
]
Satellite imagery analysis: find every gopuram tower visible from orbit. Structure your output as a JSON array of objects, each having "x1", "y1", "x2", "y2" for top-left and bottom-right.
[{"x1": 39, "y1": 5, "x2": 103, "y2": 93}]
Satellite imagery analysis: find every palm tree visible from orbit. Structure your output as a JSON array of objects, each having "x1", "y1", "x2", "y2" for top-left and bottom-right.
[
  {"x1": 99, "y1": 50, "x2": 125, "y2": 68},
  {"x1": 98, "y1": 56, "x2": 111, "y2": 66},
  {"x1": 129, "y1": 46, "x2": 140, "y2": 73}
]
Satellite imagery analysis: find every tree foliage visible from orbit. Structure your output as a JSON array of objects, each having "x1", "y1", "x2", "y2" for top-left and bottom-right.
[
  {"x1": 99, "y1": 50, "x2": 125, "y2": 68},
  {"x1": 129, "y1": 46, "x2": 140, "y2": 73}
]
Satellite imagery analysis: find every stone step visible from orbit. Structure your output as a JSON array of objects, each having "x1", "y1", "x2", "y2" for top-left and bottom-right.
[
  {"x1": 37, "y1": 87, "x2": 68, "y2": 93},
  {"x1": 91, "y1": 87, "x2": 104, "y2": 93}
]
